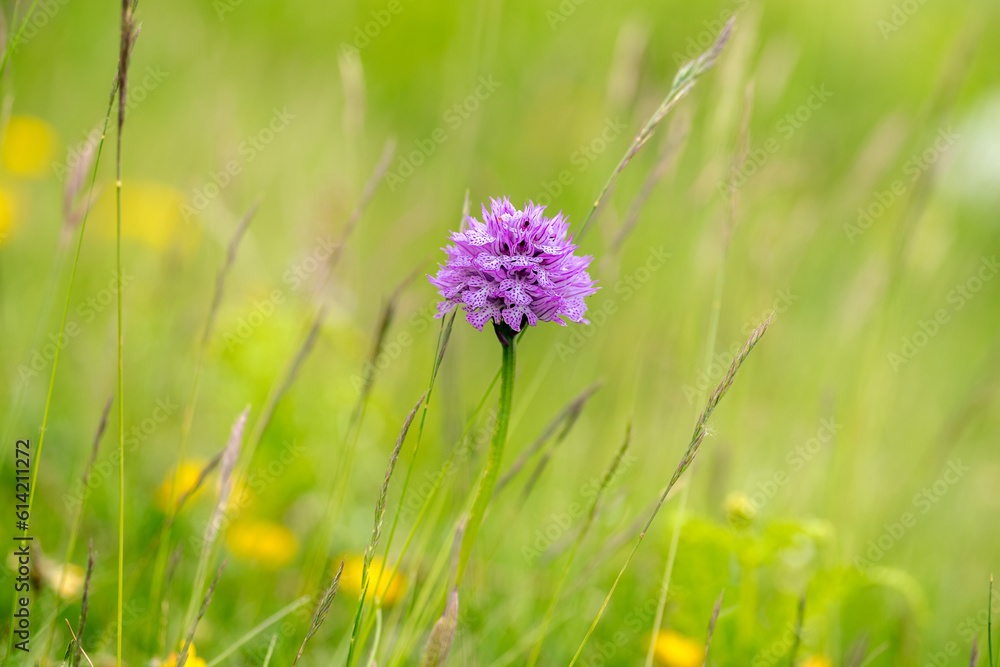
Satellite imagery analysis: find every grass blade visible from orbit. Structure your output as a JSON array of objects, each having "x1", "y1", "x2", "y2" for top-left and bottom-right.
[
  {"x1": 71, "y1": 542, "x2": 96, "y2": 667},
  {"x1": 178, "y1": 560, "x2": 227, "y2": 667},
  {"x1": 606, "y1": 114, "x2": 689, "y2": 258},
  {"x1": 577, "y1": 17, "x2": 735, "y2": 239},
  {"x1": 345, "y1": 392, "x2": 426, "y2": 666},
  {"x1": 114, "y1": 4, "x2": 138, "y2": 665},
  {"x1": 379, "y1": 369, "x2": 502, "y2": 655},
  {"x1": 303, "y1": 269, "x2": 422, "y2": 591},
  {"x1": 568, "y1": 314, "x2": 771, "y2": 666},
  {"x1": 41, "y1": 394, "x2": 112, "y2": 659},
  {"x1": 294, "y1": 559, "x2": 345, "y2": 666},
  {"x1": 241, "y1": 139, "x2": 395, "y2": 501},
  {"x1": 990, "y1": 574, "x2": 996, "y2": 667},
  {"x1": 788, "y1": 593, "x2": 806, "y2": 667},
  {"x1": 0, "y1": 0, "x2": 41, "y2": 81},
  {"x1": 703, "y1": 589, "x2": 725, "y2": 666},
  {"x1": 261, "y1": 634, "x2": 278, "y2": 667},
  {"x1": 182, "y1": 407, "x2": 249, "y2": 638},
  {"x1": 204, "y1": 596, "x2": 311, "y2": 667},
  {"x1": 0, "y1": 6, "x2": 137, "y2": 659},
  {"x1": 420, "y1": 588, "x2": 458, "y2": 667},
  {"x1": 526, "y1": 422, "x2": 632, "y2": 667},
  {"x1": 370, "y1": 194, "x2": 469, "y2": 609},
  {"x1": 364, "y1": 309, "x2": 457, "y2": 647},
  {"x1": 157, "y1": 200, "x2": 258, "y2": 612},
  {"x1": 496, "y1": 381, "x2": 602, "y2": 496}
]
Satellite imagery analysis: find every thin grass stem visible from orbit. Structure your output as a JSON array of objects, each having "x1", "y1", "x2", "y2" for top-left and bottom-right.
[
  {"x1": 526, "y1": 422, "x2": 631, "y2": 667},
  {"x1": 113, "y1": 3, "x2": 136, "y2": 664},
  {"x1": 568, "y1": 315, "x2": 770, "y2": 666},
  {"x1": 203, "y1": 596, "x2": 311, "y2": 667}
]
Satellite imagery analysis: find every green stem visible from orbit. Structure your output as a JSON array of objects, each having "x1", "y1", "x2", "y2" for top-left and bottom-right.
[
  {"x1": 455, "y1": 330, "x2": 516, "y2": 588},
  {"x1": 0, "y1": 0, "x2": 41, "y2": 82},
  {"x1": 115, "y1": 2, "x2": 128, "y2": 657},
  {"x1": 203, "y1": 596, "x2": 310, "y2": 667},
  {"x1": 115, "y1": 163, "x2": 125, "y2": 667},
  {"x1": 644, "y1": 239, "x2": 729, "y2": 667},
  {"x1": 526, "y1": 425, "x2": 631, "y2": 667}
]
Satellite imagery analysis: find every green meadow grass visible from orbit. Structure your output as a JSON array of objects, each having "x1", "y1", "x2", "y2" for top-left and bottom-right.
[{"x1": 1, "y1": 0, "x2": 999, "y2": 665}]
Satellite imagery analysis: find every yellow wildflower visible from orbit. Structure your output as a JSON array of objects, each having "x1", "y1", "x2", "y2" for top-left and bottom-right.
[
  {"x1": 2, "y1": 115, "x2": 56, "y2": 177},
  {"x1": 0, "y1": 186, "x2": 18, "y2": 244},
  {"x1": 155, "y1": 459, "x2": 207, "y2": 513},
  {"x1": 724, "y1": 490, "x2": 757, "y2": 528},
  {"x1": 801, "y1": 657, "x2": 832, "y2": 667},
  {"x1": 94, "y1": 180, "x2": 193, "y2": 250},
  {"x1": 226, "y1": 480, "x2": 255, "y2": 514},
  {"x1": 8, "y1": 551, "x2": 85, "y2": 600},
  {"x1": 46, "y1": 562, "x2": 85, "y2": 600},
  {"x1": 651, "y1": 630, "x2": 704, "y2": 667},
  {"x1": 339, "y1": 554, "x2": 407, "y2": 606},
  {"x1": 162, "y1": 643, "x2": 206, "y2": 667},
  {"x1": 225, "y1": 518, "x2": 299, "y2": 569}
]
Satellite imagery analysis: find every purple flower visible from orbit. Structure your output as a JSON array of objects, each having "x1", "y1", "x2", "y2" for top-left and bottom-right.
[{"x1": 429, "y1": 197, "x2": 599, "y2": 332}]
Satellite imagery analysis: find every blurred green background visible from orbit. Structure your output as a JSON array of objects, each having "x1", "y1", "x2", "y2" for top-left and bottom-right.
[{"x1": 1, "y1": 0, "x2": 999, "y2": 664}]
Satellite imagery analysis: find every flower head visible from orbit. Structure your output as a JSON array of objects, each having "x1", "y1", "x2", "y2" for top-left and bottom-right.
[
  {"x1": 0, "y1": 186, "x2": 19, "y2": 246},
  {"x1": 724, "y1": 490, "x2": 757, "y2": 528},
  {"x1": 154, "y1": 459, "x2": 207, "y2": 513},
  {"x1": 95, "y1": 180, "x2": 193, "y2": 250},
  {"x1": 225, "y1": 518, "x2": 299, "y2": 569},
  {"x1": 800, "y1": 657, "x2": 832, "y2": 667},
  {"x1": 339, "y1": 554, "x2": 407, "y2": 606},
  {"x1": 430, "y1": 197, "x2": 598, "y2": 333},
  {"x1": 2, "y1": 115, "x2": 56, "y2": 178},
  {"x1": 41, "y1": 561, "x2": 85, "y2": 600},
  {"x1": 651, "y1": 630, "x2": 703, "y2": 667},
  {"x1": 162, "y1": 643, "x2": 206, "y2": 667}
]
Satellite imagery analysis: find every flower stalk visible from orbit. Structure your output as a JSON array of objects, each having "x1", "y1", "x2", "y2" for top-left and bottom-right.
[{"x1": 455, "y1": 321, "x2": 517, "y2": 587}]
